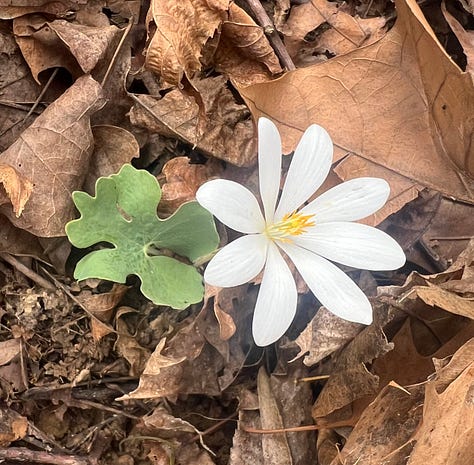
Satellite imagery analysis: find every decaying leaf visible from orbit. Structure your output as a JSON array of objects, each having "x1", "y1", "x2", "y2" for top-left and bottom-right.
[
  {"x1": 282, "y1": 0, "x2": 387, "y2": 66},
  {"x1": 240, "y1": 0, "x2": 474, "y2": 205},
  {"x1": 145, "y1": 0, "x2": 229, "y2": 86},
  {"x1": 0, "y1": 164, "x2": 33, "y2": 217},
  {"x1": 159, "y1": 156, "x2": 223, "y2": 214},
  {"x1": 129, "y1": 76, "x2": 255, "y2": 166},
  {"x1": 213, "y1": 2, "x2": 283, "y2": 86},
  {"x1": 0, "y1": 407, "x2": 28, "y2": 447},
  {"x1": 0, "y1": 74, "x2": 106, "y2": 237}
]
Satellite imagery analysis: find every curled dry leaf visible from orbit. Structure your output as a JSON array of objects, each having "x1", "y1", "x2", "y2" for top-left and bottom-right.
[
  {"x1": 282, "y1": 0, "x2": 387, "y2": 66},
  {"x1": 0, "y1": 75, "x2": 106, "y2": 237},
  {"x1": 159, "y1": 156, "x2": 223, "y2": 214},
  {"x1": 0, "y1": 407, "x2": 28, "y2": 447},
  {"x1": 240, "y1": 0, "x2": 474, "y2": 204},
  {"x1": 129, "y1": 76, "x2": 255, "y2": 166},
  {"x1": 145, "y1": 0, "x2": 229, "y2": 86},
  {"x1": 213, "y1": 2, "x2": 283, "y2": 87},
  {"x1": 13, "y1": 16, "x2": 120, "y2": 82},
  {"x1": 0, "y1": 164, "x2": 33, "y2": 217}
]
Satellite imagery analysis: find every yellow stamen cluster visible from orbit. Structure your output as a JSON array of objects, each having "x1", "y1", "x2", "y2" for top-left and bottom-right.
[{"x1": 265, "y1": 211, "x2": 315, "y2": 242}]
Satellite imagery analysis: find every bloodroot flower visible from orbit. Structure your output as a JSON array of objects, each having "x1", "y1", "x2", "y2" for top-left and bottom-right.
[{"x1": 196, "y1": 118, "x2": 406, "y2": 346}]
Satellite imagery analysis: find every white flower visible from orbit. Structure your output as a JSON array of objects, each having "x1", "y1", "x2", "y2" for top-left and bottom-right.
[{"x1": 196, "y1": 118, "x2": 406, "y2": 346}]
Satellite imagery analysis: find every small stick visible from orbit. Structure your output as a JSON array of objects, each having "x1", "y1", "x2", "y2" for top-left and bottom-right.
[
  {"x1": 243, "y1": 418, "x2": 354, "y2": 434},
  {"x1": 0, "y1": 253, "x2": 55, "y2": 291},
  {"x1": 0, "y1": 447, "x2": 91, "y2": 465},
  {"x1": 244, "y1": 0, "x2": 296, "y2": 71}
]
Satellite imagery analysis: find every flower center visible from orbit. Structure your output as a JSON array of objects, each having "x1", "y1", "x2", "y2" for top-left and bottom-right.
[{"x1": 265, "y1": 211, "x2": 315, "y2": 242}]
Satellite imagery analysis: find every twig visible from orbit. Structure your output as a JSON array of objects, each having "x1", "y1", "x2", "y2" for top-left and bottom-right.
[
  {"x1": 243, "y1": 418, "x2": 354, "y2": 434},
  {"x1": 244, "y1": 0, "x2": 296, "y2": 71},
  {"x1": 0, "y1": 253, "x2": 55, "y2": 291},
  {"x1": 0, "y1": 447, "x2": 91, "y2": 465}
]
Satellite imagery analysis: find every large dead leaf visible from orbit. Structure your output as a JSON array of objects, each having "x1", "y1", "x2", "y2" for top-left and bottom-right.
[
  {"x1": 145, "y1": 0, "x2": 229, "y2": 86},
  {"x1": 239, "y1": 0, "x2": 474, "y2": 203},
  {"x1": 0, "y1": 75, "x2": 106, "y2": 237}
]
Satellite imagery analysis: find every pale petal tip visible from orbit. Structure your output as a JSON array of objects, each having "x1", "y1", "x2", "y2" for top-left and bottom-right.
[{"x1": 252, "y1": 323, "x2": 290, "y2": 347}]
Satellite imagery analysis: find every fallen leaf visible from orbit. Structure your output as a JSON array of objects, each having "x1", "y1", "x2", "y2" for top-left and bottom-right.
[
  {"x1": 0, "y1": 215, "x2": 44, "y2": 257},
  {"x1": 0, "y1": 74, "x2": 106, "y2": 237},
  {"x1": 0, "y1": 339, "x2": 21, "y2": 366},
  {"x1": 331, "y1": 382, "x2": 423, "y2": 465},
  {"x1": 257, "y1": 367, "x2": 293, "y2": 465},
  {"x1": 282, "y1": 0, "x2": 387, "y2": 66},
  {"x1": 213, "y1": 2, "x2": 282, "y2": 86},
  {"x1": 0, "y1": 164, "x2": 33, "y2": 217},
  {"x1": 407, "y1": 343, "x2": 474, "y2": 465},
  {"x1": 159, "y1": 156, "x2": 223, "y2": 214},
  {"x1": 129, "y1": 76, "x2": 255, "y2": 166},
  {"x1": 239, "y1": 0, "x2": 474, "y2": 203},
  {"x1": 0, "y1": 407, "x2": 28, "y2": 447},
  {"x1": 145, "y1": 0, "x2": 229, "y2": 86}
]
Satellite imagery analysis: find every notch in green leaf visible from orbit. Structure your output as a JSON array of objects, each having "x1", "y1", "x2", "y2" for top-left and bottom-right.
[{"x1": 65, "y1": 164, "x2": 219, "y2": 309}]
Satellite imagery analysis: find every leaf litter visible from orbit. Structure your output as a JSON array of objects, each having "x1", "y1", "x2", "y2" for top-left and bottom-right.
[{"x1": 0, "y1": 1, "x2": 473, "y2": 464}]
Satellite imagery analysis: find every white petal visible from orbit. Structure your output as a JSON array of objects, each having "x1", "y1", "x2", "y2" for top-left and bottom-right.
[
  {"x1": 204, "y1": 234, "x2": 268, "y2": 287},
  {"x1": 196, "y1": 180, "x2": 265, "y2": 233},
  {"x1": 301, "y1": 177, "x2": 390, "y2": 222},
  {"x1": 275, "y1": 125, "x2": 333, "y2": 220},
  {"x1": 258, "y1": 118, "x2": 282, "y2": 223},
  {"x1": 294, "y1": 222, "x2": 406, "y2": 270},
  {"x1": 252, "y1": 242, "x2": 297, "y2": 346},
  {"x1": 280, "y1": 243, "x2": 373, "y2": 324}
]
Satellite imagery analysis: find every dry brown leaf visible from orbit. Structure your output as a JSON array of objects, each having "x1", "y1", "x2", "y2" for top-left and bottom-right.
[
  {"x1": 0, "y1": 75, "x2": 106, "y2": 237},
  {"x1": 312, "y1": 305, "x2": 396, "y2": 422},
  {"x1": 0, "y1": 407, "x2": 28, "y2": 447},
  {"x1": 213, "y1": 2, "x2": 282, "y2": 87},
  {"x1": 240, "y1": 0, "x2": 474, "y2": 204},
  {"x1": 282, "y1": 0, "x2": 387, "y2": 66},
  {"x1": 0, "y1": 164, "x2": 33, "y2": 217},
  {"x1": 407, "y1": 344, "x2": 474, "y2": 465},
  {"x1": 145, "y1": 0, "x2": 229, "y2": 86},
  {"x1": 442, "y1": 1, "x2": 474, "y2": 76},
  {"x1": 0, "y1": 339, "x2": 21, "y2": 366},
  {"x1": 118, "y1": 310, "x2": 224, "y2": 400},
  {"x1": 257, "y1": 368, "x2": 293, "y2": 465},
  {"x1": 13, "y1": 15, "x2": 83, "y2": 83},
  {"x1": 13, "y1": 16, "x2": 120, "y2": 82},
  {"x1": 293, "y1": 307, "x2": 363, "y2": 366},
  {"x1": 129, "y1": 76, "x2": 255, "y2": 166},
  {"x1": 159, "y1": 156, "x2": 223, "y2": 214},
  {"x1": 0, "y1": 2, "x2": 75, "y2": 20},
  {"x1": 331, "y1": 382, "x2": 423, "y2": 465},
  {"x1": 115, "y1": 307, "x2": 151, "y2": 376},
  {"x1": 84, "y1": 125, "x2": 140, "y2": 194}
]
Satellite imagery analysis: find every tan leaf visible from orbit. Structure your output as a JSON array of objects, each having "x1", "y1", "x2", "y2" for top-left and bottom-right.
[
  {"x1": 0, "y1": 215, "x2": 44, "y2": 257},
  {"x1": 129, "y1": 76, "x2": 255, "y2": 166},
  {"x1": 239, "y1": 0, "x2": 474, "y2": 204},
  {"x1": 0, "y1": 339, "x2": 21, "y2": 366},
  {"x1": 13, "y1": 16, "x2": 120, "y2": 82},
  {"x1": 282, "y1": 0, "x2": 387, "y2": 66},
  {"x1": 213, "y1": 3, "x2": 282, "y2": 86},
  {"x1": 145, "y1": 0, "x2": 229, "y2": 86},
  {"x1": 0, "y1": 407, "x2": 28, "y2": 447},
  {"x1": 159, "y1": 156, "x2": 222, "y2": 214},
  {"x1": 257, "y1": 368, "x2": 293, "y2": 465},
  {"x1": 0, "y1": 75, "x2": 106, "y2": 237},
  {"x1": 0, "y1": 3, "x2": 75, "y2": 20},
  {"x1": 407, "y1": 344, "x2": 474, "y2": 465},
  {"x1": 84, "y1": 125, "x2": 140, "y2": 194},
  {"x1": 0, "y1": 164, "x2": 33, "y2": 217}
]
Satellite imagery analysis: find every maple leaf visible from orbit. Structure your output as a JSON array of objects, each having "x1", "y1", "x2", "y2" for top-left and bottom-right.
[{"x1": 66, "y1": 164, "x2": 219, "y2": 309}]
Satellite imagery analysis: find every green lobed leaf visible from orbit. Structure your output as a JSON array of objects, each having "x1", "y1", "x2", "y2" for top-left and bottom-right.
[{"x1": 65, "y1": 164, "x2": 219, "y2": 309}]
